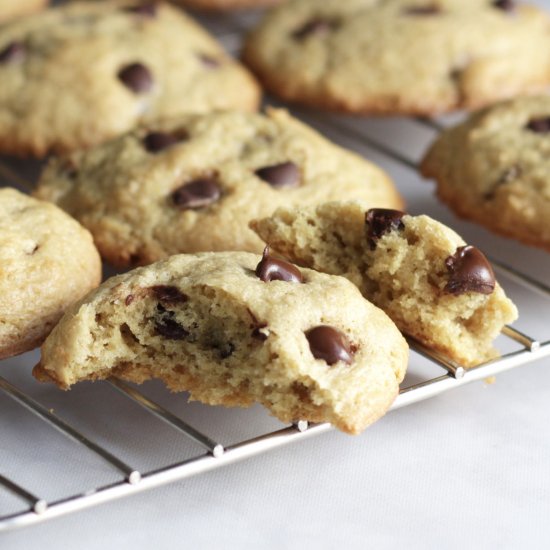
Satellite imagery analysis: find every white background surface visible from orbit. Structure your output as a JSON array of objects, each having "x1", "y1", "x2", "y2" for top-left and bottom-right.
[{"x1": 2, "y1": 1, "x2": 550, "y2": 548}]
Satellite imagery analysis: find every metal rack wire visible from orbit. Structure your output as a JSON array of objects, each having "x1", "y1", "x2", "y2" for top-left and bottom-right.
[{"x1": 1, "y1": 12, "x2": 550, "y2": 533}]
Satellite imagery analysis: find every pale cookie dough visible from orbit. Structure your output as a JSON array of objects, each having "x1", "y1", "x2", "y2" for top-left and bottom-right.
[
  {"x1": 0, "y1": 1, "x2": 260, "y2": 157},
  {"x1": 421, "y1": 95, "x2": 550, "y2": 252},
  {"x1": 34, "y1": 251, "x2": 408, "y2": 435},
  {"x1": 243, "y1": 0, "x2": 550, "y2": 115},
  {"x1": 0, "y1": 188, "x2": 101, "y2": 360},
  {"x1": 0, "y1": 0, "x2": 47, "y2": 22},
  {"x1": 34, "y1": 108, "x2": 403, "y2": 266},
  {"x1": 251, "y1": 202, "x2": 518, "y2": 367}
]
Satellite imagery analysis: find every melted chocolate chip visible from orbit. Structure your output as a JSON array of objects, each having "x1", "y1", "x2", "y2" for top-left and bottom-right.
[
  {"x1": 154, "y1": 317, "x2": 188, "y2": 340},
  {"x1": 172, "y1": 178, "x2": 221, "y2": 210},
  {"x1": 403, "y1": 5, "x2": 441, "y2": 15},
  {"x1": 444, "y1": 245, "x2": 496, "y2": 295},
  {"x1": 124, "y1": 3, "x2": 157, "y2": 16},
  {"x1": 493, "y1": 0, "x2": 515, "y2": 11},
  {"x1": 305, "y1": 326, "x2": 353, "y2": 366},
  {"x1": 255, "y1": 162, "x2": 300, "y2": 189},
  {"x1": 365, "y1": 208, "x2": 406, "y2": 249},
  {"x1": 118, "y1": 63, "x2": 153, "y2": 93},
  {"x1": 125, "y1": 294, "x2": 135, "y2": 306},
  {"x1": 198, "y1": 53, "x2": 221, "y2": 68},
  {"x1": 526, "y1": 116, "x2": 550, "y2": 134},
  {"x1": 0, "y1": 42, "x2": 25, "y2": 64},
  {"x1": 255, "y1": 246, "x2": 303, "y2": 283},
  {"x1": 292, "y1": 18, "x2": 339, "y2": 40},
  {"x1": 143, "y1": 131, "x2": 185, "y2": 153},
  {"x1": 150, "y1": 285, "x2": 188, "y2": 304}
]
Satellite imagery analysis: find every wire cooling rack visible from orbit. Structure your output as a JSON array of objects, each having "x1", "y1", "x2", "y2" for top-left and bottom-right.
[{"x1": 1, "y1": 6, "x2": 550, "y2": 532}]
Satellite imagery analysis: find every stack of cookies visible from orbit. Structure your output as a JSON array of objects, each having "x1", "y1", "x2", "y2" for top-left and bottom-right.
[{"x1": 2, "y1": 0, "x2": 538, "y2": 434}]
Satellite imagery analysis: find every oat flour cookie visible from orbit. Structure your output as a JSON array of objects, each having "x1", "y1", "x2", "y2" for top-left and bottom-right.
[
  {"x1": 0, "y1": 188, "x2": 101, "y2": 360},
  {"x1": 0, "y1": 0, "x2": 47, "y2": 22},
  {"x1": 35, "y1": 108, "x2": 403, "y2": 266},
  {"x1": 243, "y1": 0, "x2": 550, "y2": 115},
  {"x1": 421, "y1": 95, "x2": 550, "y2": 252},
  {"x1": 34, "y1": 251, "x2": 408, "y2": 434},
  {"x1": 0, "y1": 1, "x2": 260, "y2": 157},
  {"x1": 252, "y1": 202, "x2": 518, "y2": 367}
]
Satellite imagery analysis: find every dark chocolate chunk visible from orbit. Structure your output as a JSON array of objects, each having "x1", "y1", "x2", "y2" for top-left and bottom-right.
[
  {"x1": 292, "y1": 18, "x2": 339, "y2": 40},
  {"x1": 305, "y1": 326, "x2": 353, "y2": 366},
  {"x1": 365, "y1": 208, "x2": 406, "y2": 249},
  {"x1": 150, "y1": 285, "x2": 188, "y2": 304},
  {"x1": 255, "y1": 162, "x2": 300, "y2": 189},
  {"x1": 118, "y1": 63, "x2": 153, "y2": 93},
  {"x1": 198, "y1": 53, "x2": 221, "y2": 68},
  {"x1": 403, "y1": 5, "x2": 441, "y2": 15},
  {"x1": 444, "y1": 245, "x2": 496, "y2": 295},
  {"x1": 154, "y1": 317, "x2": 188, "y2": 340},
  {"x1": 124, "y1": 3, "x2": 157, "y2": 17},
  {"x1": 143, "y1": 131, "x2": 185, "y2": 153},
  {"x1": 493, "y1": 0, "x2": 515, "y2": 11},
  {"x1": 172, "y1": 178, "x2": 221, "y2": 209},
  {"x1": 526, "y1": 116, "x2": 550, "y2": 134},
  {"x1": 125, "y1": 294, "x2": 135, "y2": 306},
  {"x1": 255, "y1": 246, "x2": 303, "y2": 283},
  {"x1": 0, "y1": 42, "x2": 25, "y2": 64}
]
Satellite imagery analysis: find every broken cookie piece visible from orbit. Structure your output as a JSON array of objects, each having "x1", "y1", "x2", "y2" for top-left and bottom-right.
[
  {"x1": 35, "y1": 251, "x2": 408, "y2": 435},
  {"x1": 251, "y1": 202, "x2": 518, "y2": 367}
]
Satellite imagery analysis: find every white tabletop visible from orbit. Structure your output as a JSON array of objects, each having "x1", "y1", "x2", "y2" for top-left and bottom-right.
[{"x1": 2, "y1": 2, "x2": 550, "y2": 548}]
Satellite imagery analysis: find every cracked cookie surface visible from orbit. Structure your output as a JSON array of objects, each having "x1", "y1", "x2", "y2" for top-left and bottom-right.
[
  {"x1": 243, "y1": 0, "x2": 550, "y2": 115},
  {"x1": 0, "y1": 188, "x2": 101, "y2": 360},
  {"x1": 34, "y1": 108, "x2": 403, "y2": 266},
  {"x1": 0, "y1": 0, "x2": 259, "y2": 157},
  {"x1": 421, "y1": 95, "x2": 550, "y2": 252},
  {"x1": 252, "y1": 201, "x2": 518, "y2": 367},
  {"x1": 34, "y1": 251, "x2": 408, "y2": 435}
]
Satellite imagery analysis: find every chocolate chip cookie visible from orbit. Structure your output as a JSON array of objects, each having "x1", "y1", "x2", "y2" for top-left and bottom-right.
[
  {"x1": 0, "y1": 0, "x2": 47, "y2": 22},
  {"x1": 251, "y1": 202, "x2": 518, "y2": 367},
  {"x1": 0, "y1": 1, "x2": 260, "y2": 157},
  {"x1": 243, "y1": 0, "x2": 550, "y2": 115},
  {"x1": 421, "y1": 95, "x2": 550, "y2": 252},
  {"x1": 0, "y1": 188, "x2": 101, "y2": 360},
  {"x1": 34, "y1": 108, "x2": 403, "y2": 266},
  {"x1": 34, "y1": 251, "x2": 408, "y2": 435}
]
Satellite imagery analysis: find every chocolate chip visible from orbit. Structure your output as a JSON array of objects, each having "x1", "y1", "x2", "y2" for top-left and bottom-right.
[
  {"x1": 150, "y1": 285, "x2": 188, "y2": 304},
  {"x1": 444, "y1": 245, "x2": 496, "y2": 295},
  {"x1": 484, "y1": 165, "x2": 521, "y2": 200},
  {"x1": 118, "y1": 63, "x2": 153, "y2": 93},
  {"x1": 143, "y1": 131, "x2": 185, "y2": 153},
  {"x1": 0, "y1": 42, "x2": 25, "y2": 64},
  {"x1": 365, "y1": 208, "x2": 406, "y2": 249},
  {"x1": 251, "y1": 325, "x2": 268, "y2": 341},
  {"x1": 255, "y1": 246, "x2": 303, "y2": 283},
  {"x1": 255, "y1": 162, "x2": 300, "y2": 189},
  {"x1": 154, "y1": 317, "x2": 188, "y2": 340},
  {"x1": 526, "y1": 116, "x2": 550, "y2": 134},
  {"x1": 218, "y1": 342, "x2": 235, "y2": 359},
  {"x1": 125, "y1": 294, "x2": 135, "y2": 306},
  {"x1": 305, "y1": 326, "x2": 353, "y2": 366},
  {"x1": 198, "y1": 53, "x2": 221, "y2": 68},
  {"x1": 403, "y1": 5, "x2": 441, "y2": 15},
  {"x1": 292, "y1": 18, "x2": 339, "y2": 40},
  {"x1": 124, "y1": 3, "x2": 157, "y2": 17},
  {"x1": 493, "y1": 0, "x2": 515, "y2": 11},
  {"x1": 172, "y1": 178, "x2": 221, "y2": 210}
]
